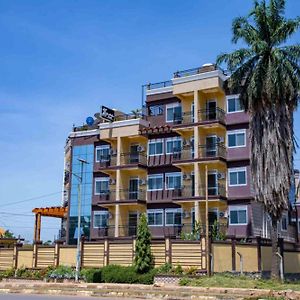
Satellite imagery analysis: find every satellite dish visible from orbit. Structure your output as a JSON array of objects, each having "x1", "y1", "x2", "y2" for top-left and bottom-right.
[
  {"x1": 86, "y1": 116, "x2": 94, "y2": 126},
  {"x1": 94, "y1": 113, "x2": 102, "y2": 120}
]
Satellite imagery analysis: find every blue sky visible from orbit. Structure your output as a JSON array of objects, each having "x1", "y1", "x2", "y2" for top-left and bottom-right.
[{"x1": 0, "y1": 0, "x2": 300, "y2": 242}]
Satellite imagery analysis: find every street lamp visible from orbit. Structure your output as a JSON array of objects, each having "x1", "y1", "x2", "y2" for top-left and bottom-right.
[{"x1": 75, "y1": 158, "x2": 88, "y2": 282}]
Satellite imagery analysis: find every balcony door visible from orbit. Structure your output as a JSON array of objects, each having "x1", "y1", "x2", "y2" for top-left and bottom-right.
[
  {"x1": 206, "y1": 100, "x2": 217, "y2": 120},
  {"x1": 128, "y1": 212, "x2": 138, "y2": 236},
  {"x1": 130, "y1": 144, "x2": 139, "y2": 163},
  {"x1": 206, "y1": 136, "x2": 217, "y2": 157},
  {"x1": 129, "y1": 178, "x2": 139, "y2": 200},
  {"x1": 207, "y1": 172, "x2": 218, "y2": 195}
]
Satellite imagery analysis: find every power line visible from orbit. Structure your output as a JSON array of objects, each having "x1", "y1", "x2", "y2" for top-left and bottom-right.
[{"x1": 0, "y1": 191, "x2": 63, "y2": 208}]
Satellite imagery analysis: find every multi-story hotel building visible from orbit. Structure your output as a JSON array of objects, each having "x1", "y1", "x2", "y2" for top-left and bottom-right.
[{"x1": 61, "y1": 64, "x2": 298, "y2": 245}]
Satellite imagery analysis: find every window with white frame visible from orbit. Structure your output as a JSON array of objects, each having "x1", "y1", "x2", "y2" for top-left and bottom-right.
[
  {"x1": 96, "y1": 145, "x2": 110, "y2": 162},
  {"x1": 166, "y1": 103, "x2": 182, "y2": 122},
  {"x1": 227, "y1": 95, "x2": 243, "y2": 113},
  {"x1": 166, "y1": 137, "x2": 182, "y2": 154},
  {"x1": 281, "y1": 213, "x2": 288, "y2": 231},
  {"x1": 147, "y1": 174, "x2": 163, "y2": 191},
  {"x1": 229, "y1": 206, "x2": 248, "y2": 225},
  {"x1": 148, "y1": 139, "x2": 163, "y2": 156},
  {"x1": 93, "y1": 211, "x2": 109, "y2": 228},
  {"x1": 165, "y1": 208, "x2": 182, "y2": 226},
  {"x1": 147, "y1": 209, "x2": 163, "y2": 226},
  {"x1": 149, "y1": 105, "x2": 163, "y2": 116},
  {"x1": 227, "y1": 130, "x2": 246, "y2": 148},
  {"x1": 94, "y1": 177, "x2": 110, "y2": 195},
  {"x1": 228, "y1": 168, "x2": 247, "y2": 186},
  {"x1": 165, "y1": 172, "x2": 182, "y2": 190}
]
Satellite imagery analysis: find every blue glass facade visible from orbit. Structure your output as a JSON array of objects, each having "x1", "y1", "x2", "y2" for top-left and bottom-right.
[{"x1": 68, "y1": 144, "x2": 94, "y2": 244}]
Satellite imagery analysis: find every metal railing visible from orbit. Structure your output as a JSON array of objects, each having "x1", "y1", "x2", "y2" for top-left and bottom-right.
[
  {"x1": 173, "y1": 65, "x2": 227, "y2": 78},
  {"x1": 198, "y1": 144, "x2": 227, "y2": 159},
  {"x1": 146, "y1": 80, "x2": 173, "y2": 90},
  {"x1": 199, "y1": 184, "x2": 226, "y2": 197},
  {"x1": 120, "y1": 152, "x2": 147, "y2": 165},
  {"x1": 198, "y1": 108, "x2": 225, "y2": 123},
  {"x1": 119, "y1": 189, "x2": 146, "y2": 201},
  {"x1": 94, "y1": 225, "x2": 138, "y2": 237},
  {"x1": 172, "y1": 147, "x2": 194, "y2": 161}
]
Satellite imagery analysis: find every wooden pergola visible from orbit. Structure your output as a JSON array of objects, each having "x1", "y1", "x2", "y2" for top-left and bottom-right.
[{"x1": 32, "y1": 206, "x2": 67, "y2": 242}]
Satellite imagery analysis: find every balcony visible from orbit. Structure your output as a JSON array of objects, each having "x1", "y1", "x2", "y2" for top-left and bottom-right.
[
  {"x1": 198, "y1": 144, "x2": 226, "y2": 160},
  {"x1": 173, "y1": 108, "x2": 225, "y2": 128},
  {"x1": 172, "y1": 184, "x2": 226, "y2": 201},
  {"x1": 119, "y1": 189, "x2": 146, "y2": 202},
  {"x1": 120, "y1": 152, "x2": 147, "y2": 167},
  {"x1": 172, "y1": 144, "x2": 226, "y2": 163}
]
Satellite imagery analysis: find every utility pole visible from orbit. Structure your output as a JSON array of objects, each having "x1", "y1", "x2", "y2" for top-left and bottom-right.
[{"x1": 75, "y1": 158, "x2": 88, "y2": 282}]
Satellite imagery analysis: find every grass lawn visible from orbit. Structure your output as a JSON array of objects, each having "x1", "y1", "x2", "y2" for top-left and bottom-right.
[{"x1": 179, "y1": 273, "x2": 300, "y2": 291}]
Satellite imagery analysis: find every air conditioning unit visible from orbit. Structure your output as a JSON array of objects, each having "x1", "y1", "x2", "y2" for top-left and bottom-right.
[
  {"x1": 139, "y1": 179, "x2": 146, "y2": 185},
  {"x1": 183, "y1": 139, "x2": 190, "y2": 146},
  {"x1": 217, "y1": 172, "x2": 225, "y2": 180},
  {"x1": 109, "y1": 178, "x2": 116, "y2": 185},
  {"x1": 110, "y1": 149, "x2": 117, "y2": 155},
  {"x1": 137, "y1": 145, "x2": 145, "y2": 152},
  {"x1": 108, "y1": 212, "x2": 113, "y2": 219},
  {"x1": 217, "y1": 136, "x2": 225, "y2": 143},
  {"x1": 183, "y1": 210, "x2": 190, "y2": 219},
  {"x1": 183, "y1": 173, "x2": 191, "y2": 180}
]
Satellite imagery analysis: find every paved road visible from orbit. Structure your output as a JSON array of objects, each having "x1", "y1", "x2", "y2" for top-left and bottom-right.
[{"x1": 0, "y1": 294, "x2": 140, "y2": 300}]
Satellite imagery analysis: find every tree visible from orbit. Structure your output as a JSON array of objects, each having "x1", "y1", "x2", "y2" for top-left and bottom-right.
[
  {"x1": 131, "y1": 109, "x2": 142, "y2": 118},
  {"x1": 3, "y1": 230, "x2": 15, "y2": 239},
  {"x1": 217, "y1": 0, "x2": 300, "y2": 279},
  {"x1": 134, "y1": 213, "x2": 153, "y2": 273}
]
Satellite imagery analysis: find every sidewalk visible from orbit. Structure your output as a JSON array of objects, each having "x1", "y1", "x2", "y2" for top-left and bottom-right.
[{"x1": 0, "y1": 280, "x2": 299, "y2": 299}]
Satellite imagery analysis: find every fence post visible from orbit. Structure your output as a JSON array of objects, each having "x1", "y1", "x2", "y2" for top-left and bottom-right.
[
  {"x1": 256, "y1": 236, "x2": 262, "y2": 272},
  {"x1": 165, "y1": 237, "x2": 171, "y2": 264},
  {"x1": 54, "y1": 240, "x2": 62, "y2": 267},
  {"x1": 104, "y1": 239, "x2": 109, "y2": 266},
  {"x1": 13, "y1": 242, "x2": 22, "y2": 269},
  {"x1": 230, "y1": 236, "x2": 236, "y2": 272},
  {"x1": 32, "y1": 241, "x2": 41, "y2": 268}
]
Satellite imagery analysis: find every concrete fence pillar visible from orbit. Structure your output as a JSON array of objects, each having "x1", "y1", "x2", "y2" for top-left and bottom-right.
[
  {"x1": 230, "y1": 236, "x2": 236, "y2": 272},
  {"x1": 32, "y1": 241, "x2": 42, "y2": 268},
  {"x1": 165, "y1": 237, "x2": 171, "y2": 264},
  {"x1": 132, "y1": 238, "x2": 136, "y2": 264},
  {"x1": 80, "y1": 236, "x2": 85, "y2": 268},
  {"x1": 54, "y1": 240, "x2": 63, "y2": 267},
  {"x1": 13, "y1": 242, "x2": 22, "y2": 269},
  {"x1": 256, "y1": 236, "x2": 262, "y2": 272},
  {"x1": 104, "y1": 239, "x2": 109, "y2": 266}
]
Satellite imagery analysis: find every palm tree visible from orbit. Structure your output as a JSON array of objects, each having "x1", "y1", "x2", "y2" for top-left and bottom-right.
[{"x1": 217, "y1": 0, "x2": 300, "y2": 279}]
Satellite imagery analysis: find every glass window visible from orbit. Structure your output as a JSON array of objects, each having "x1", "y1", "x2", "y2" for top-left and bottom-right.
[
  {"x1": 95, "y1": 178, "x2": 109, "y2": 195},
  {"x1": 147, "y1": 209, "x2": 163, "y2": 226},
  {"x1": 165, "y1": 172, "x2": 182, "y2": 190},
  {"x1": 96, "y1": 145, "x2": 110, "y2": 162},
  {"x1": 229, "y1": 206, "x2": 247, "y2": 225},
  {"x1": 227, "y1": 95, "x2": 243, "y2": 113},
  {"x1": 147, "y1": 174, "x2": 163, "y2": 191},
  {"x1": 93, "y1": 211, "x2": 108, "y2": 228},
  {"x1": 166, "y1": 103, "x2": 182, "y2": 122},
  {"x1": 149, "y1": 105, "x2": 163, "y2": 116},
  {"x1": 227, "y1": 130, "x2": 246, "y2": 147},
  {"x1": 229, "y1": 168, "x2": 247, "y2": 186},
  {"x1": 166, "y1": 137, "x2": 182, "y2": 154},
  {"x1": 148, "y1": 139, "x2": 163, "y2": 156},
  {"x1": 281, "y1": 214, "x2": 288, "y2": 231},
  {"x1": 165, "y1": 209, "x2": 182, "y2": 226}
]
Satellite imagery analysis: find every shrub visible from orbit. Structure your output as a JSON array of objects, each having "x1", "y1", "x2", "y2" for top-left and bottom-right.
[
  {"x1": 1, "y1": 268, "x2": 15, "y2": 278},
  {"x1": 179, "y1": 277, "x2": 191, "y2": 286},
  {"x1": 80, "y1": 268, "x2": 102, "y2": 283},
  {"x1": 134, "y1": 213, "x2": 153, "y2": 273},
  {"x1": 173, "y1": 264, "x2": 183, "y2": 275},
  {"x1": 101, "y1": 265, "x2": 155, "y2": 285},
  {"x1": 156, "y1": 263, "x2": 172, "y2": 274},
  {"x1": 46, "y1": 265, "x2": 75, "y2": 280}
]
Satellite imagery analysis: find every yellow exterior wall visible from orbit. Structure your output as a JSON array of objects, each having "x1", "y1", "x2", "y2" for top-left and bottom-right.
[
  {"x1": 17, "y1": 249, "x2": 33, "y2": 269},
  {"x1": 59, "y1": 247, "x2": 77, "y2": 267},
  {"x1": 284, "y1": 252, "x2": 300, "y2": 273},
  {"x1": 261, "y1": 246, "x2": 272, "y2": 271},
  {"x1": 212, "y1": 243, "x2": 232, "y2": 272},
  {"x1": 235, "y1": 245, "x2": 258, "y2": 272}
]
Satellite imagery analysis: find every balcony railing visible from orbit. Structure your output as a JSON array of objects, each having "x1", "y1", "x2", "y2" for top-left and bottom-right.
[
  {"x1": 119, "y1": 189, "x2": 146, "y2": 201},
  {"x1": 94, "y1": 225, "x2": 138, "y2": 237},
  {"x1": 146, "y1": 80, "x2": 173, "y2": 90},
  {"x1": 120, "y1": 152, "x2": 147, "y2": 166},
  {"x1": 172, "y1": 147, "x2": 194, "y2": 161},
  {"x1": 172, "y1": 108, "x2": 225, "y2": 126},
  {"x1": 173, "y1": 184, "x2": 226, "y2": 199},
  {"x1": 198, "y1": 144, "x2": 226, "y2": 159},
  {"x1": 199, "y1": 184, "x2": 226, "y2": 197},
  {"x1": 198, "y1": 108, "x2": 225, "y2": 123},
  {"x1": 173, "y1": 65, "x2": 227, "y2": 78}
]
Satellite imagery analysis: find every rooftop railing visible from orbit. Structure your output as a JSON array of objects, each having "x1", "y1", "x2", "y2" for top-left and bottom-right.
[
  {"x1": 173, "y1": 64, "x2": 227, "y2": 78},
  {"x1": 146, "y1": 80, "x2": 173, "y2": 91}
]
